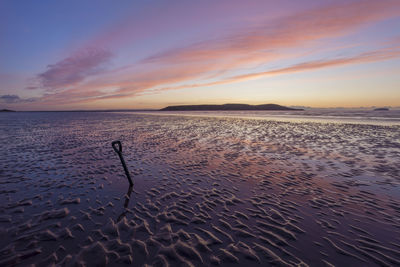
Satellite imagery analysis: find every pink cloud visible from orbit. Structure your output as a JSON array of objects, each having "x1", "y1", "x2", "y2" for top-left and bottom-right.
[
  {"x1": 36, "y1": 47, "x2": 113, "y2": 90},
  {"x1": 154, "y1": 46, "x2": 400, "y2": 92},
  {"x1": 144, "y1": 0, "x2": 400, "y2": 65}
]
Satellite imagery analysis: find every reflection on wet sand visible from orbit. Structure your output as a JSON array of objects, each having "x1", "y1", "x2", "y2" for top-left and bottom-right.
[
  {"x1": 0, "y1": 112, "x2": 399, "y2": 266},
  {"x1": 117, "y1": 186, "x2": 133, "y2": 223}
]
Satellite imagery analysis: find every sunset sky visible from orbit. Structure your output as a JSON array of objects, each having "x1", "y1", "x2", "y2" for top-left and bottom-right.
[{"x1": 1, "y1": 0, "x2": 400, "y2": 110}]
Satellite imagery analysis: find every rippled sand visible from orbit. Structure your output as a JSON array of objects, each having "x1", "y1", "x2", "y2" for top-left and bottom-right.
[{"x1": 0, "y1": 112, "x2": 399, "y2": 266}]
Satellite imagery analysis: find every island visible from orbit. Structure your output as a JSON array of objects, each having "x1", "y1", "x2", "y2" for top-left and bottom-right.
[
  {"x1": 0, "y1": 109, "x2": 16, "y2": 112},
  {"x1": 160, "y1": 103, "x2": 303, "y2": 111},
  {"x1": 373, "y1": 108, "x2": 389, "y2": 111}
]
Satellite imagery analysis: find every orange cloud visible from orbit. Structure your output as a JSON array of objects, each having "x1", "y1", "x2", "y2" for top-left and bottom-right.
[{"x1": 154, "y1": 46, "x2": 400, "y2": 92}]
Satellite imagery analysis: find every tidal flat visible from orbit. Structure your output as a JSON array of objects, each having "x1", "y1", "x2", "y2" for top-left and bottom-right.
[{"x1": 0, "y1": 112, "x2": 399, "y2": 266}]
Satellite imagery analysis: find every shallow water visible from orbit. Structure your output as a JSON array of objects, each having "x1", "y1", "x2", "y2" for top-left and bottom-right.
[
  {"x1": 135, "y1": 109, "x2": 400, "y2": 126},
  {"x1": 0, "y1": 112, "x2": 399, "y2": 266}
]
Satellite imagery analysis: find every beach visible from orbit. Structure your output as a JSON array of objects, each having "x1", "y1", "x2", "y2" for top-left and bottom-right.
[{"x1": 1, "y1": 111, "x2": 399, "y2": 266}]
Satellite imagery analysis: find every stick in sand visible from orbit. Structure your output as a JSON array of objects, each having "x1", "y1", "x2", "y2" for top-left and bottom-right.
[{"x1": 112, "y1": 141, "x2": 134, "y2": 187}]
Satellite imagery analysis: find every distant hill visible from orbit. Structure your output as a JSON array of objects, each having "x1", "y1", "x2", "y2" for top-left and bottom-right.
[
  {"x1": 0, "y1": 109, "x2": 15, "y2": 112},
  {"x1": 373, "y1": 107, "x2": 389, "y2": 111},
  {"x1": 160, "y1": 104, "x2": 303, "y2": 111}
]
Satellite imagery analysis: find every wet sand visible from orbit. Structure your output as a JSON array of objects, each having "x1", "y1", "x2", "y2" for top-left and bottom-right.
[{"x1": 0, "y1": 112, "x2": 399, "y2": 266}]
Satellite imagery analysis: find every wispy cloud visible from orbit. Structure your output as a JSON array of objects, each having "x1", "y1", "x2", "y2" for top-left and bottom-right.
[
  {"x1": 143, "y1": 0, "x2": 400, "y2": 65},
  {"x1": 32, "y1": 45, "x2": 400, "y2": 106},
  {"x1": 35, "y1": 47, "x2": 113, "y2": 90},
  {"x1": 154, "y1": 46, "x2": 400, "y2": 92}
]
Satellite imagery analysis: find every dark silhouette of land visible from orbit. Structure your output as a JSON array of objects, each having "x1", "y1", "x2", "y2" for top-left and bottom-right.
[
  {"x1": 160, "y1": 103, "x2": 303, "y2": 111},
  {"x1": 373, "y1": 108, "x2": 389, "y2": 111},
  {"x1": 0, "y1": 109, "x2": 16, "y2": 112}
]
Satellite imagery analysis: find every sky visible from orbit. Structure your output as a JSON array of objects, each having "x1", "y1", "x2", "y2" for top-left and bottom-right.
[{"x1": 1, "y1": 0, "x2": 400, "y2": 110}]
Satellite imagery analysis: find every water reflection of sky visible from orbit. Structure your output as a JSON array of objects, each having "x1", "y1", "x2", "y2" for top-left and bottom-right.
[
  {"x1": 0, "y1": 112, "x2": 399, "y2": 266},
  {"x1": 127, "y1": 109, "x2": 400, "y2": 126}
]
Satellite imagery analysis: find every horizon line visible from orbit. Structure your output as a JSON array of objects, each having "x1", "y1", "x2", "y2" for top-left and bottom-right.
[{"x1": 2, "y1": 106, "x2": 399, "y2": 112}]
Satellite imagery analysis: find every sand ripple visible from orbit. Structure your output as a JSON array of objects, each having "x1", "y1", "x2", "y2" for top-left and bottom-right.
[{"x1": 0, "y1": 112, "x2": 399, "y2": 266}]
